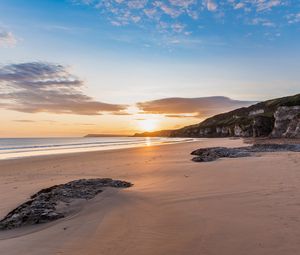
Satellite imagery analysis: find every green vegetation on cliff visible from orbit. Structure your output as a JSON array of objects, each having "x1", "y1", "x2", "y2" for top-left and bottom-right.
[{"x1": 133, "y1": 94, "x2": 300, "y2": 138}]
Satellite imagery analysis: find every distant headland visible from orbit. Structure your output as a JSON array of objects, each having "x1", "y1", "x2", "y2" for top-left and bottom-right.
[{"x1": 84, "y1": 134, "x2": 129, "y2": 137}]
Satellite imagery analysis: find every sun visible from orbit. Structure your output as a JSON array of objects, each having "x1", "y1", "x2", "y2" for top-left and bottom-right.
[{"x1": 138, "y1": 119, "x2": 157, "y2": 132}]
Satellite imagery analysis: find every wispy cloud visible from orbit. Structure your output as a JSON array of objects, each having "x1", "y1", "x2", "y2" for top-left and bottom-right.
[
  {"x1": 165, "y1": 114, "x2": 198, "y2": 118},
  {"x1": 73, "y1": 0, "x2": 292, "y2": 38},
  {"x1": 79, "y1": 123, "x2": 96, "y2": 125},
  {"x1": 254, "y1": 0, "x2": 283, "y2": 12},
  {"x1": 137, "y1": 96, "x2": 255, "y2": 118},
  {"x1": 13, "y1": 120, "x2": 36, "y2": 123},
  {"x1": 74, "y1": 0, "x2": 209, "y2": 36},
  {"x1": 250, "y1": 17, "x2": 276, "y2": 27},
  {"x1": 204, "y1": 0, "x2": 218, "y2": 11},
  {"x1": 0, "y1": 28, "x2": 18, "y2": 47},
  {"x1": 233, "y1": 2, "x2": 245, "y2": 10},
  {"x1": 12, "y1": 119, "x2": 58, "y2": 123},
  {"x1": 0, "y1": 62, "x2": 128, "y2": 115},
  {"x1": 286, "y1": 12, "x2": 300, "y2": 24},
  {"x1": 228, "y1": 0, "x2": 285, "y2": 12}
]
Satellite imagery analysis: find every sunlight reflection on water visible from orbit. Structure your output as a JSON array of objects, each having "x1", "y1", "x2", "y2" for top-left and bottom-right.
[{"x1": 0, "y1": 137, "x2": 198, "y2": 160}]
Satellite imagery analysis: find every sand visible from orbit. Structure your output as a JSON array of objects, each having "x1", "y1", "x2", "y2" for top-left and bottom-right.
[{"x1": 0, "y1": 138, "x2": 300, "y2": 255}]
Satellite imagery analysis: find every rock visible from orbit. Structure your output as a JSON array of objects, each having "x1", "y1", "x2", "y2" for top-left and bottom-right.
[
  {"x1": 191, "y1": 147, "x2": 251, "y2": 162},
  {"x1": 252, "y1": 116, "x2": 274, "y2": 137},
  {"x1": 234, "y1": 125, "x2": 244, "y2": 136},
  {"x1": 0, "y1": 178, "x2": 132, "y2": 230},
  {"x1": 142, "y1": 94, "x2": 300, "y2": 138},
  {"x1": 191, "y1": 144, "x2": 300, "y2": 162},
  {"x1": 271, "y1": 106, "x2": 300, "y2": 138},
  {"x1": 249, "y1": 109, "x2": 265, "y2": 116},
  {"x1": 132, "y1": 94, "x2": 300, "y2": 139},
  {"x1": 285, "y1": 115, "x2": 300, "y2": 138},
  {"x1": 222, "y1": 126, "x2": 232, "y2": 135}
]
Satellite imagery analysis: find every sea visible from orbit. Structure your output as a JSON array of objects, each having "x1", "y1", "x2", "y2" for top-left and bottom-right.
[{"x1": 0, "y1": 137, "x2": 196, "y2": 160}]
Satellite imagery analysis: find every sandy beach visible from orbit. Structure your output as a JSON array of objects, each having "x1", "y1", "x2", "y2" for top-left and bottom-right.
[{"x1": 0, "y1": 138, "x2": 300, "y2": 255}]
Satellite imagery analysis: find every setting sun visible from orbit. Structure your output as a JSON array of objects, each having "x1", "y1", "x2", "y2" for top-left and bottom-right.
[{"x1": 138, "y1": 119, "x2": 158, "y2": 132}]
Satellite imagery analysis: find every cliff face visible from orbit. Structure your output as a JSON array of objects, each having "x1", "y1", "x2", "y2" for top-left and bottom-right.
[
  {"x1": 170, "y1": 94, "x2": 300, "y2": 138},
  {"x1": 271, "y1": 106, "x2": 300, "y2": 138},
  {"x1": 170, "y1": 115, "x2": 274, "y2": 138},
  {"x1": 133, "y1": 94, "x2": 300, "y2": 138}
]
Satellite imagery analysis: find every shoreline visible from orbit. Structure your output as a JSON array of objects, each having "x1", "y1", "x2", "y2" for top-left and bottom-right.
[
  {"x1": 1, "y1": 138, "x2": 300, "y2": 255},
  {"x1": 0, "y1": 137, "x2": 198, "y2": 161}
]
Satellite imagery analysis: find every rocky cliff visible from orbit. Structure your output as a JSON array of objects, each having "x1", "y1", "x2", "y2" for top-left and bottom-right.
[
  {"x1": 271, "y1": 106, "x2": 300, "y2": 138},
  {"x1": 134, "y1": 94, "x2": 300, "y2": 138},
  {"x1": 170, "y1": 94, "x2": 300, "y2": 138}
]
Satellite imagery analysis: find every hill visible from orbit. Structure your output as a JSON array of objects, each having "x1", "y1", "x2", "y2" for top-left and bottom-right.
[
  {"x1": 84, "y1": 134, "x2": 128, "y2": 137},
  {"x1": 133, "y1": 93, "x2": 300, "y2": 138},
  {"x1": 132, "y1": 130, "x2": 173, "y2": 137}
]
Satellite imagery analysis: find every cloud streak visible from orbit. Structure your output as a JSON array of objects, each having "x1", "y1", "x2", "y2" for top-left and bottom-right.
[
  {"x1": 0, "y1": 28, "x2": 17, "y2": 47},
  {"x1": 13, "y1": 120, "x2": 36, "y2": 123},
  {"x1": 137, "y1": 96, "x2": 255, "y2": 118},
  {"x1": 0, "y1": 62, "x2": 127, "y2": 115}
]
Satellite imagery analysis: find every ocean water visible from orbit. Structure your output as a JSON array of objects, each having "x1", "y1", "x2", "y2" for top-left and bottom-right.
[{"x1": 0, "y1": 137, "x2": 195, "y2": 160}]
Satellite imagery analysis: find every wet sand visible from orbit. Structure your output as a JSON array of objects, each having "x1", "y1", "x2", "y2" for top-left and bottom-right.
[{"x1": 0, "y1": 138, "x2": 300, "y2": 255}]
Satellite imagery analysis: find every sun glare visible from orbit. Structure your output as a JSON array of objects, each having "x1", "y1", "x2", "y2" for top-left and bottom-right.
[{"x1": 138, "y1": 119, "x2": 157, "y2": 132}]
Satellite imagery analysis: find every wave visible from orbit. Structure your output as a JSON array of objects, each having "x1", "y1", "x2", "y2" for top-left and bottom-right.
[{"x1": 0, "y1": 137, "x2": 197, "y2": 160}]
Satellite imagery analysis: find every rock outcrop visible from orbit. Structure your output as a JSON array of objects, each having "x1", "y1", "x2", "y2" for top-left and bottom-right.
[
  {"x1": 271, "y1": 106, "x2": 300, "y2": 138},
  {"x1": 133, "y1": 93, "x2": 300, "y2": 139},
  {"x1": 187, "y1": 94, "x2": 300, "y2": 138},
  {"x1": 0, "y1": 178, "x2": 132, "y2": 230},
  {"x1": 191, "y1": 144, "x2": 300, "y2": 162},
  {"x1": 170, "y1": 93, "x2": 300, "y2": 138}
]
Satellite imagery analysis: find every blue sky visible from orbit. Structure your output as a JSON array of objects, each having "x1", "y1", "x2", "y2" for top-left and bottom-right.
[{"x1": 0, "y1": 0, "x2": 299, "y2": 136}]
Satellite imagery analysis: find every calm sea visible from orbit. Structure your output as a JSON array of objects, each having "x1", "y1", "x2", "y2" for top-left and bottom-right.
[{"x1": 0, "y1": 137, "x2": 195, "y2": 160}]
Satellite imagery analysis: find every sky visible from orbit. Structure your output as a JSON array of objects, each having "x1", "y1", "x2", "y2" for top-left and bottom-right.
[{"x1": 0, "y1": 0, "x2": 299, "y2": 137}]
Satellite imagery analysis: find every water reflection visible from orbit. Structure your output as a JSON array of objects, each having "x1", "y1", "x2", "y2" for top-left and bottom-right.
[{"x1": 146, "y1": 137, "x2": 152, "y2": 146}]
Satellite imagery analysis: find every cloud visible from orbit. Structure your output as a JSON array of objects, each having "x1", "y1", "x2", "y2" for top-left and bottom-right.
[
  {"x1": 0, "y1": 28, "x2": 18, "y2": 47},
  {"x1": 233, "y1": 2, "x2": 245, "y2": 10},
  {"x1": 204, "y1": 0, "x2": 218, "y2": 11},
  {"x1": 0, "y1": 62, "x2": 127, "y2": 115},
  {"x1": 250, "y1": 18, "x2": 276, "y2": 27},
  {"x1": 286, "y1": 12, "x2": 300, "y2": 24},
  {"x1": 169, "y1": 0, "x2": 196, "y2": 8},
  {"x1": 13, "y1": 119, "x2": 58, "y2": 123},
  {"x1": 73, "y1": 0, "x2": 293, "y2": 39},
  {"x1": 110, "y1": 111, "x2": 132, "y2": 115},
  {"x1": 13, "y1": 120, "x2": 36, "y2": 123},
  {"x1": 228, "y1": 0, "x2": 284, "y2": 12},
  {"x1": 137, "y1": 96, "x2": 255, "y2": 118},
  {"x1": 255, "y1": 0, "x2": 282, "y2": 12},
  {"x1": 75, "y1": 0, "x2": 201, "y2": 35},
  {"x1": 165, "y1": 114, "x2": 198, "y2": 118}
]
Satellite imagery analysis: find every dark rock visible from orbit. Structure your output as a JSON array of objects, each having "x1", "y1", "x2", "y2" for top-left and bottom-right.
[
  {"x1": 271, "y1": 106, "x2": 300, "y2": 138},
  {"x1": 252, "y1": 116, "x2": 274, "y2": 137},
  {"x1": 191, "y1": 144, "x2": 300, "y2": 162},
  {"x1": 0, "y1": 178, "x2": 132, "y2": 230},
  {"x1": 191, "y1": 147, "x2": 251, "y2": 162}
]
